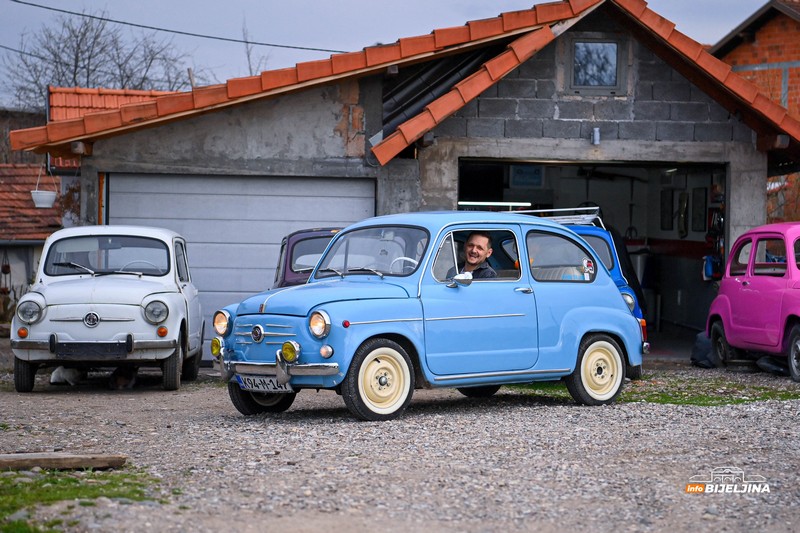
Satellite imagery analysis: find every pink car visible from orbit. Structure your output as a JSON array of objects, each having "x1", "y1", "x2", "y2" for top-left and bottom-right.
[{"x1": 706, "y1": 222, "x2": 800, "y2": 381}]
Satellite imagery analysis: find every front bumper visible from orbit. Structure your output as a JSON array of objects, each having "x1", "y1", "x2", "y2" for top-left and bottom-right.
[
  {"x1": 222, "y1": 355, "x2": 339, "y2": 385},
  {"x1": 12, "y1": 333, "x2": 177, "y2": 362}
]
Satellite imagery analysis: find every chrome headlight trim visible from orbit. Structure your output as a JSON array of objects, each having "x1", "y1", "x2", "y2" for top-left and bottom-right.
[
  {"x1": 309, "y1": 310, "x2": 331, "y2": 339},
  {"x1": 16, "y1": 301, "x2": 42, "y2": 325},
  {"x1": 621, "y1": 293, "x2": 635, "y2": 312},
  {"x1": 213, "y1": 310, "x2": 231, "y2": 336},
  {"x1": 144, "y1": 300, "x2": 169, "y2": 324}
]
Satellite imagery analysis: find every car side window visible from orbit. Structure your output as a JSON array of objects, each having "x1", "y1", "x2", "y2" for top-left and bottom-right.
[
  {"x1": 432, "y1": 229, "x2": 520, "y2": 282},
  {"x1": 175, "y1": 242, "x2": 190, "y2": 282},
  {"x1": 730, "y1": 240, "x2": 751, "y2": 276},
  {"x1": 527, "y1": 232, "x2": 595, "y2": 282},
  {"x1": 753, "y1": 238, "x2": 786, "y2": 277}
]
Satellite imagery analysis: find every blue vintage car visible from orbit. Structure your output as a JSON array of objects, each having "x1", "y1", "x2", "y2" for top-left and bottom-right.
[{"x1": 211, "y1": 211, "x2": 649, "y2": 421}]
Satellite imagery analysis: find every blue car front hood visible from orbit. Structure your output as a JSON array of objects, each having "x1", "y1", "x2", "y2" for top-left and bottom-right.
[{"x1": 235, "y1": 279, "x2": 411, "y2": 317}]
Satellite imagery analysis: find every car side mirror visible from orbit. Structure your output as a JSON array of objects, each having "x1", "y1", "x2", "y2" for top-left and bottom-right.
[{"x1": 447, "y1": 272, "x2": 473, "y2": 288}]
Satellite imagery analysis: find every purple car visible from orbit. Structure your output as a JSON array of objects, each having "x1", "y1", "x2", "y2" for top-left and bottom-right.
[
  {"x1": 272, "y1": 228, "x2": 340, "y2": 288},
  {"x1": 706, "y1": 222, "x2": 800, "y2": 380}
]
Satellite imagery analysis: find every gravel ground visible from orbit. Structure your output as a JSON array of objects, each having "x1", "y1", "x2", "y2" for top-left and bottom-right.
[{"x1": 2, "y1": 356, "x2": 800, "y2": 533}]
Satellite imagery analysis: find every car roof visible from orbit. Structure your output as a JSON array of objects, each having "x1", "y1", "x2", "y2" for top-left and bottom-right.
[
  {"x1": 345, "y1": 211, "x2": 565, "y2": 233},
  {"x1": 743, "y1": 221, "x2": 800, "y2": 239},
  {"x1": 45, "y1": 225, "x2": 183, "y2": 243}
]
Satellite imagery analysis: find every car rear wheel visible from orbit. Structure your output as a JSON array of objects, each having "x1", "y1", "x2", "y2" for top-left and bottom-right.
[
  {"x1": 342, "y1": 338, "x2": 414, "y2": 421},
  {"x1": 162, "y1": 336, "x2": 183, "y2": 391},
  {"x1": 456, "y1": 385, "x2": 501, "y2": 398},
  {"x1": 227, "y1": 382, "x2": 297, "y2": 415},
  {"x1": 14, "y1": 357, "x2": 37, "y2": 393},
  {"x1": 565, "y1": 334, "x2": 625, "y2": 405},
  {"x1": 788, "y1": 325, "x2": 800, "y2": 382},
  {"x1": 709, "y1": 322, "x2": 741, "y2": 368}
]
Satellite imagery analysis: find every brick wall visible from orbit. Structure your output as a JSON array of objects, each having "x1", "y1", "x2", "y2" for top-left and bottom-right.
[{"x1": 720, "y1": 14, "x2": 800, "y2": 116}]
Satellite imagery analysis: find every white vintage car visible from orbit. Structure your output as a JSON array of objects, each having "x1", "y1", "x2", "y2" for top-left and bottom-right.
[{"x1": 10, "y1": 225, "x2": 204, "y2": 392}]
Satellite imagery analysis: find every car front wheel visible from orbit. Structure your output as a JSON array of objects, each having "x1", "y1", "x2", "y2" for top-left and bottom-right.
[
  {"x1": 162, "y1": 335, "x2": 183, "y2": 391},
  {"x1": 788, "y1": 325, "x2": 800, "y2": 382},
  {"x1": 14, "y1": 357, "x2": 37, "y2": 393},
  {"x1": 342, "y1": 338, "x2": 414, "y2": 421},
  {"x1": 565, "y1": 334, "x2": 626, "y2": 405},
  {"x1": 227, "y1": 382, "x2": 297, "y2": 415}
]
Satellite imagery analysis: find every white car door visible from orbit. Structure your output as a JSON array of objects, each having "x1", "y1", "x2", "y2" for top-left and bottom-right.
[{"x1": 174, "y1": 239, "x2": 203, "y2": 354}]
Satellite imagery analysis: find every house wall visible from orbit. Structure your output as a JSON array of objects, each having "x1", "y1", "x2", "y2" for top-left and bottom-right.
[{"x1": 719, "y1": 13, "x2": 800, "y2": 114}]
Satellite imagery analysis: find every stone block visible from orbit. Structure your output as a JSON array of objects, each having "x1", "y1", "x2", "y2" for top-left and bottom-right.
[
  {"x1": 498, "y1": 79, "x2": 537, "y2": 98},
  {"x1": 517, "y1": 59, "x2": 556, "y2": 80},
  {"x1": 653, "y1": 81, "x2": 692, "y2": 102},
  {"x1": 454, "y1": 100, "x2": 478, "y2": 118},
  {"x1": 557, "y1": 100, "x2": 594, "y2": 120},
  {"x1": 543, "y1": 120, "x2": 581, "y2": 138},
  {"x1": 619, "y1": 121, "x2": 656, "y2": 141},
  {"x1": 655, "y1": 122, "x2": 694, "y2": 141},
  {"x1": 634, "y1": 100, "x2": 669, "y2": 121},
  {"x1": 638, "y1": 61, "x2": 669, "y2": 83},
  {"x1": 518, "y1": 99, "x2": 556, "y2": 119},
  {"x1": 635, "y1": 82, "x2": 653, "y2": 101},
  {"x1": 670, "y1": 102, "x2": 709, "y2": 122},
  {"x1": 536, "y1": 80, "x2": 556, "y2": 99},
  {"x1": 594, "y1": 100, "x2": 633, "y2": 121},
  {"x1": 694, "y1": 123, "x2": 732, "y2": 142},
  {"x1": 434, "y1": 117, "x2": 467, "y2": 137},
  {"x1": 479, "y1": 98, "x2": 518, "y2": 118},
  {"x1": 505, "y1": 119, "x2": 543, "y2": 138},
  {"x1": 467, "y1": 117, "x2": 505, "y2": 138},
  {"x1": 709, "y1": 102, "x2": 732, "y2": 122}
]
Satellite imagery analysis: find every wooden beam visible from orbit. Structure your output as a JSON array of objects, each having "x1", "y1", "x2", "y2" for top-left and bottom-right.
[
  {"x1": 0, "y1": 452, "x2": 127, "y2": 471},
  {"x1": 757, "y1": 133, "x2": 790, "y2": 151}
]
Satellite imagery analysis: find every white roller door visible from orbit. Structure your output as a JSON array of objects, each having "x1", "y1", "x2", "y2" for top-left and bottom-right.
[{"x1": 108, "y1": 173, "x2": 375, "y2": 357}]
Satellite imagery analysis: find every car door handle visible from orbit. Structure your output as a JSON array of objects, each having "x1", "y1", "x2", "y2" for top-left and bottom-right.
[
  {"x1": 742, "y1": 281, "x2": 749, "y2": 286},
  {"x1": 514, "y1": 287, "x2": 532, "y2": 294}
]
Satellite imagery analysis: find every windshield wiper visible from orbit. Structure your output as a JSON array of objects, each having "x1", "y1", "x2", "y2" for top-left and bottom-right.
[
  {"x1": 347, "y1": 267, "x2": 384, "y2": 278},
  {"x1": 95, "y1": 270, "x2": 143, "y2": 277},
  {"x1": 317, "y1": 267, "x2": 344, "y2": 278},
  {"x1": 53, "y1": 262, "x2": 95, "y2": 275}
]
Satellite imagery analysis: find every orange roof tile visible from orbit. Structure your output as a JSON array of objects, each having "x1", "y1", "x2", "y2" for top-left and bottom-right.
[
  {"x1": 8, "y1": 0, "x2": 800, "y2": 171},
  {"x1": 0, "y1": 164, "x2": 62, "y2": 241}
]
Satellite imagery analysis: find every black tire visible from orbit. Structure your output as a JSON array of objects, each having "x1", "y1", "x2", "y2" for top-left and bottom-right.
[
  {"x1": 456, "y1": 385, "x2": 501, "y2": 398},
  {"x1": 709, "y1": 322, "x2": 741, "y2": 368},
  {"x1": 626, "y1": 364, "x2": 643, "y2": 381},
  {"x1": 565, "y1": 334, "x2": 626, "y2": 406},
  {"x1": 788, "y1": 325, "x2": 800, "y2": 382},
  {"x1": 14, "y1": 357, "x2": 37, "y2": 393},
  {"x1": 162, "y1": 335, "x2": 183, "y2": 391},
  {"x1": 227, "y1": 381, "x2": 296, "y2": 415},
  {"x1": 341, "y1": 338, "x2": 414, "y2": 421}
]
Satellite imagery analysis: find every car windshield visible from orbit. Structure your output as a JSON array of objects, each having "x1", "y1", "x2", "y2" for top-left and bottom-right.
[
  {"x1": 315, "y1": 226, "x2": 428, "y2": 278},
  {"x1": 291, "y1": 236, "x2": 334, "y2": 273},
  {"x1": 44, "y1": 235, "x2": 170, "y2": 277}
]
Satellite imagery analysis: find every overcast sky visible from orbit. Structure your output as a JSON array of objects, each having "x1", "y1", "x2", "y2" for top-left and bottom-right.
[{"x1": 0, "y1": 0, "x2": 769, "y2": 108}]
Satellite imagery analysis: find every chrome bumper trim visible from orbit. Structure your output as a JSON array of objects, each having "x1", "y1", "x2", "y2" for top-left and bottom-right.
[
  {"x1": 228, "y1": 360, "x2": 339, "y2": 378},
  {"x1": 11, "y1": 338, "x2": 177, "y2": 351}
]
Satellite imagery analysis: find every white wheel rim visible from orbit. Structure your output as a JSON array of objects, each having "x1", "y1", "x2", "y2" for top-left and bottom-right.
[
  {"x1": 357, "y1": 347, "x2": 410, "y2": 415},
  {"x1": 580, "y1": 340, "x2": 622, "y2": 401},
  {"x1": 250, "y1": 393, "x2": 285, "y2": 407}
]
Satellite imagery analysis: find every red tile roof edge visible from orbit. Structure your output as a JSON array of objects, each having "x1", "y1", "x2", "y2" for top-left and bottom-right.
[{"x1": 10, "y1": 4, "x2": 551, "y2": 154}]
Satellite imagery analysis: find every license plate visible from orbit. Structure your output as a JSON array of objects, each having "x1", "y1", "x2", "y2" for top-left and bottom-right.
[{"x1": 235, "y1": 374, "x2": 294, "y2": 393}]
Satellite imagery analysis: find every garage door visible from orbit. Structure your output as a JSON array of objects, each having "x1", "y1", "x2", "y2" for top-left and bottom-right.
[{"x1": 108, "y1": 173, "x2": 375, "y2": 354}]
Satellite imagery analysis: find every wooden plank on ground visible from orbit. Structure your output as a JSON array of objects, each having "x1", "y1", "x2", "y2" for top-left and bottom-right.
[{"x1": 0, "y1": 452, "x2": 127, "y2": 470}]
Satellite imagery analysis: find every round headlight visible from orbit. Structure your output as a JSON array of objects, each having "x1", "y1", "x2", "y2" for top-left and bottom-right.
[
  {"x1": 213, "y1": 310, "x2": 231, "y2": 336},
  {"x1": 281, "y1": 340, "x2": 300, "y2": 363},
  {"x1": 309, "y1": 310, "x2": 331, "y2": 338},
  {"x1": 622, "y1": 293, "x2": 635, "y2": 312},
  {"x1": 144, "y1": 301, "x2": 169, "y2": 324},
  {"x1": 16, "y1": 301, "x2": 42, "y2": 324}
]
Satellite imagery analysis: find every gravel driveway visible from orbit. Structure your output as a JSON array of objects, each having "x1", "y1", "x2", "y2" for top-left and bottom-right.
[{"x1": 2, "y1": 357, "x2": 800, "y2": 533}]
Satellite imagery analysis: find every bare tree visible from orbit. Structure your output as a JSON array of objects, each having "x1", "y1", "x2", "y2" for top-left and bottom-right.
[
  {"x1": 2, "y1": 10, "x2": 208, "y2": 112},
  {"x1": 242, "y1": 21, "x2": 269, "y2": 77}
]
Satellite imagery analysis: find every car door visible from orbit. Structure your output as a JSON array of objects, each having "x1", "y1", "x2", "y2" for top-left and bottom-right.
[
  {"x1": 175, "y1": 239, "x2": 203, "y2": 353},
  {"x1": 421, "y1": 226, "x2": 538, "y2": 375},
  {"x1": 729, "y1": 233, "x2": 787, "y2": 347}
]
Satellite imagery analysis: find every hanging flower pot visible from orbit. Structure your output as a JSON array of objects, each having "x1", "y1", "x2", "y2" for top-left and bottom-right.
[
  {"x1": 30, "y1": 163, "x2": 58, "y2": 209},
  {"x1": 31, "y1": 190, "x2": 57, "y2": 208}
]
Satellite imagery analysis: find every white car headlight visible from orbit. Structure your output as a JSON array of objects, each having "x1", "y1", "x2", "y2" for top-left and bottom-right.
[
  {"x1": 144, "y1": 300, "x2": 169, "y2": 324},
  {"x1": 213, "y1": 310, "x2": 231, "y2": 336},
  {"x1": 309, "y1": 310, "x2": 331, "y2": 338},
  {"x1": 16, "y1": 301, "x2": 42, "y2": 324}
]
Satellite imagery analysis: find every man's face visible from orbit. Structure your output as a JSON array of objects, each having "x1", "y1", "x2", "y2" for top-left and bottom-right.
[{"x1": 464, "y1": 234, "x2": 492, "y2": 270}]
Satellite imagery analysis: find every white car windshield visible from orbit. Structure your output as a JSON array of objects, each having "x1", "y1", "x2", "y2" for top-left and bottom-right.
[
  {"x1": 315, "y1": 226, "x2": 428, "y2": 278},
  {"x1": 44, "y1": 235, "x2": 170, "y2": 277}
]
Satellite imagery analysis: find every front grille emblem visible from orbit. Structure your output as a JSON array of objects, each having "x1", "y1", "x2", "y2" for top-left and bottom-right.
[
  {"x1": 251, "y1": 325, "x2": 264, "y2": 343},
  {"x1": 83, "y1": 312, "x2": 100, "y2": 328}
]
